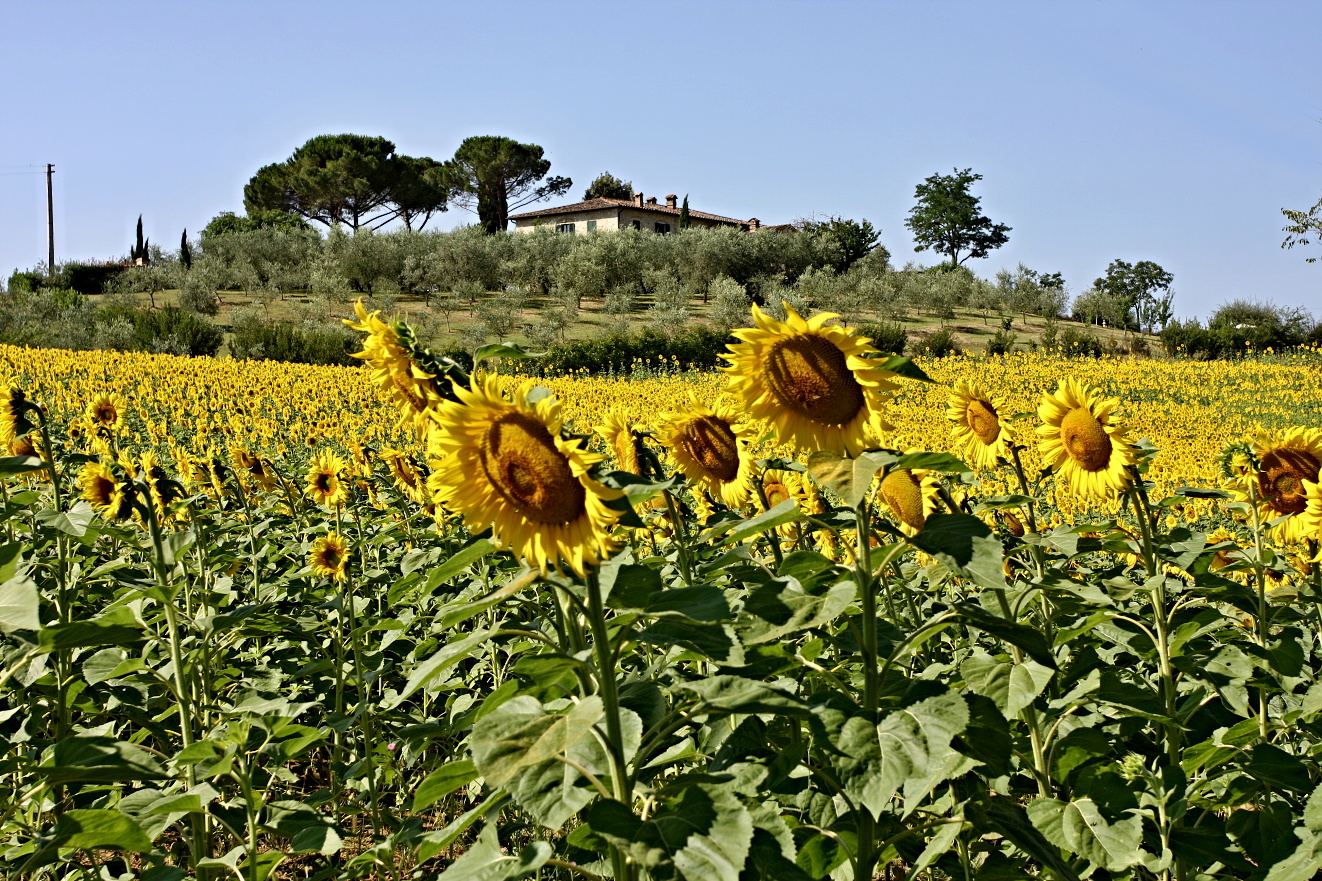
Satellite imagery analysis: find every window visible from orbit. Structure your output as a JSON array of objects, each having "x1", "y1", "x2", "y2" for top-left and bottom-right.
[
  {"x1": 654, "y1": 222, "x2": 671, "y2": 234},
  {"x1": 556, "y1": 222, "x2": 575, "y2": 234},
  {"x1": 631, "y1": 220, "x2": 641, "y2": 230},
  {"x1": 587, "y1": 220, "x2": 596, "y2": 232}
]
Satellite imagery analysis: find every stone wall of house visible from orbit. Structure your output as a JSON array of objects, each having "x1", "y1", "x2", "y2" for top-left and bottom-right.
[
  {"x1": 513, "y1": 207, "x2": 736, "y2": 234},
  {"x1": 616, "y1": 208, "x2": 727, "y2": 232}
]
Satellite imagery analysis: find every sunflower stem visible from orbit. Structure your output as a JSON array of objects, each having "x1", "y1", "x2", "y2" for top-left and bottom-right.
[
  {"x1": 754, "y1": 475, "x2": 784, "y2": 569},
  {"x1": 584, "y1": 570, "x2": 635, "y2": 881},
  {"x1": 1244, "y1": 479, "x2": 1273, "y2": 742},
  {"x1": 662, "y1": 489, "x2": 695, "y2": 585},
  {"x1": 853, "y1": 503, "x2": 879, "y2": 881}
]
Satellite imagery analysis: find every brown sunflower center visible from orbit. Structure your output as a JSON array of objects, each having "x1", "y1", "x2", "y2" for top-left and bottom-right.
[
  {"x1": 681, "y1": 416, "x2": 740, "y2": 482},
  {"x1": 1060, "y1": 407, "x2": 1113, "y2": 472},
  {"x1": 90, "y1": 476, "x2": 115, "y2": 507},
  {"x1": 763, "y1": 334, "x2": 865, "y2": 426},
  {"x1": 314, "y1": 473, "x2": 335, "y2": 494},
  {"x1": 481, "y1": 412, "x2": 585, "y2": 525},
  {"x1": 965, "y1": 399, "x2": 1001, "y2": 446},
  {"x1": 764, "y1": 480, "x2": 789, "y2": 507},
  {"x1": 322, "y1": 546, "x2": 343, "y2": 569},
  {"x1": 880, "y1": 470, "x2": 926, "y2": 531},
  {"x1": 1257, "y1": 448, "x2": 1319, "y2": 515},
  {"x1": 96, "y1": 406, "x2": 117, "y2": 424}
]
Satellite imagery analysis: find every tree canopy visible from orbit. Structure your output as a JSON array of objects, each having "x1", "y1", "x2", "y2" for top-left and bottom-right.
[
  {"x1": 449, "y1": 135, "x2": 572, "y2": 234},
  {"x1": 1281, "y1": 196, "x2": 1322, "y2": 264},
  {"x1": 1092, "y1": 258, "x2": 1174, "y2": 333},
  {"x1": 202, "y1": 209, "x2": 312, "y2": 241},
  {"x1": 904, "y1": 168, "x2": 1010, "y2": 265},
  {"x1": 583, "y1": 171, "x2": 633, "y2": 201},
  {"x1": 243, "y1": 134, "x2": 448, "y2": 231}
]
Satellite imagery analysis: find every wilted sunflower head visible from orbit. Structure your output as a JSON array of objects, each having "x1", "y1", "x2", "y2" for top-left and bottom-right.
[
  {"x1": 140, "y1": 450, "x2": 185, "y2": 512},
  {"x1": 9, "y1": 434, "x2": 39, "y2": 459},
  {"x1": 306, "y1": 449, "x2": 350, "y2": 509},
  {"x1": 719, "y1": 303, "x2": 899, "y2": 456},
  {"x1": 425, "y1": 377, "x2": 621, "y2": 576},
  {"x1": 79, "y1": 460, "x2": 135, "y2": 521},
  {"x1": 0, "y1": 383, "x2": 36, "y2": 442},
  {"x1": 657, "y1": 400, "x2": 755, "y2": 508},
  {"x1": 947, "y1": 380, "x2": 1011, "y2": 470},
  {"x1": 877, "y1": 465, "x2": 940, "y2": 536},
  {"x1": 1036, "y1": 378, "x2": 1137, "y2": 499},
  {"x1": 346, "y1": 300, "x2": 463, "y2": 435},
  {"x1": 597, "y1": 410, "x2": 648, "y2": 477},
  {"x1": 85, "y1": 393, "x2": 127, "y2": 431},
  {"x1": 381, "y1": 447, "x2": 429, "y2": 504},
  {"x1": 309, "y1": 532, "x2": 351, "y2": 582}
]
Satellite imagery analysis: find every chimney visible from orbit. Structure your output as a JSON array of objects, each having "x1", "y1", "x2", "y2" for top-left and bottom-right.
[
  {"x1": 646, "y1": 196, "x2": 658, "y2": 205},
  {"x1": 749, "y1": 217, "x2": 761, "y2": 230},
  {"x1": 665, "y1": 194, "x2": 678, "y2": 208},
  {"x1": 633, "y1": 191, "x2": 644, "y2": 207}
]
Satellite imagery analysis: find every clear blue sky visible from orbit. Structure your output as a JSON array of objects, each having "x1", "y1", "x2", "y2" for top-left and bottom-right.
[{"x1": 2, "y1": 0, "x2": 1319, "y2": 318}]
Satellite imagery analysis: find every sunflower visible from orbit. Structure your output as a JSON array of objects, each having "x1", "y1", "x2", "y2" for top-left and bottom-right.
[
  {"x1": 345, "y1": 300, "x2": 445, "y2": 434},
  {"x1": 380, "y1": 447, "x2": 430, "y2": 505},
  {"x1": 0, "y1": 384, "x2": 36, "y2": 443},
  {"x1": 1036, "y1": 378, "x2": 1137, "y2": 499},
  {"x1": 232, "y1": 445, "x2": 277, "y2": 490},
  {"x1": 426, "y1": 377, "x2": 621, "y2": 576},
  {"x1": 720, "y1": 303, "x2": 899, "y2": 456},
  {"x1": 309, "y1": 532, "x2": 351, "y2": 582},
  {"x1": 947, "y1": 381, "x2": 1012, "y2": 470},
  {"x1": 140, "y1": 450, "x2": 184, "y2": 513},
  {"x1": 876, "y1": 466, "x2": 941, "y2": 535},
  {"x1": 1235, "y1": 428, "x2": 1322, "y2": 544},
  {"x1": 306, "y1": 449, "x2": 350, "y2": 509},
  {"x1": 79, "y1": 461, "x2": 134, "y2": 520},
  {"x1": 86, "y1": 393, "x2": 127, "y2": 431},
  {"x1": 657, "y1": 401, "x2": 756, "y2": 508},
  {"x1": 597, "y1": 410, "x2": 648, "y2": 476},
  {"x1": 1297, "y1": 481, "x2": 1322, "y2": 559},
  {"x1": 760, "y1": 468, "x2": 808, "y2": 538},
  {"x1": 9, "y1": 434, "x2": 39, "y2": 459}
]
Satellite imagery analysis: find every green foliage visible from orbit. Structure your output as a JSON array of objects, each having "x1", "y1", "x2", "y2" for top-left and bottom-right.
[
  {"x1": 7, "y1": 269, "x2": 45, "y2": 293},
  {"x1": 1159, "y1": 300, "x2": 1318, "y2": 358},
  {"x1": 96, "y1": 304, "x2": 224, "y2": 356},
  {"x1": 129, "y1": 214, "x2": 150, "y2": 264},
  {"x1": 1281, "y1": 195, "x2": 1322, "y2": 263},
  {"x1": 63, "y1": 263, "x2": 126, "y2": 296},
  {"x1": 913, "y1": 327, "x2": 961, "y2": 357},
  {"x1": 450, "y1": 135, "x2": 572, "y2": 234},
  {"x1": 984, "y1": 327, "x2": 1017, "y2": 355},
  {"x1": 536, "y1": 327, "x2": 732, "y2": 375},
  {"x1": 905, "y1": 168, "x2": 1011, "y2": 265},
  {"x1": 856, "y1": 320, "x2": 907, "y2": 355},
  {"x1": 1058, "y1": 326, "x2": 1104, "y2": 356},
  {"x1": 0, "y1": 286, "x2": 96, "y2": 348},
  {"x1": 226, "y1": 312, "x2": 358, "y2": 365},
  {"x1": 582, "y1": 171, "x2": 633, "y2": 201},
  {"x1": 1092, "y1": 258, "x2": 1175, "y2": 333},
  {"x1": 201, "y1": 209, "x2": 312, "y2": 241},
  {"x1": 806, "y1": 216, "x2": 883, "y2": 272}
]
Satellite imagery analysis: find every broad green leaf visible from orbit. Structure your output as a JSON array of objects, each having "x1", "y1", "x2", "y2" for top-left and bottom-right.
[
  {"x1": 698, "y1": 499, "x2": 801, "y2": 545},
  {"x1": 412, "y1": 759, "x2": 479, "y2": 813},
  {"x1": 964, "y1": 794, "x2": 1082, "y2": 881},
  {"x1": 907, "y1": 513, "x2": 1005, "y2": 590},
  {"x1": 805, "y1": 450, "x2": 893, "y2": 507},
  {"x1": 961, "y1": 653, "x2": 1054, "y2": 717},
  {"x1": 51, "y1": 809, "x2": 153, "y2": 852},
  {"x1": 471, "y1": 696, "x2": 603, "y2": 788},
  {"x1": 0, "y1": 454, "x2": 44, "y2": 478},
  {"x1": 947, "y1": 603, "x2": 1057, "y2": 668},
  {"x1": 1028, "y1": 797, "x2": 1143, "y2": 872},
  {"x1": 906, "y1": 819, "x2": 967, "y2": 879},
  {"x1": 0, "y1": 572, "x2": 38, "y2": 632},
  {"x1": 393, "y1": 628, "x2": 491, "y2": 704},
  {"x1": 439, "y1": 570, "x2": 537, "y2": 629},
  {"x1": 37, "y1": 605, "x2": 145, "y2": 653},
  {"x1": 680, "y1": 676, "x2": 810, "y2": 715},
  {"x1": 435, "y1": 824, "x2": 551, "y2": 880},
  {"x1": 637, "y1": 619, "x2": 743, "y2": 663},
  {"x1": 427, "y1": 538, "x2": 497, "y2": 594},
  {"x1": 39, "y1": 735, "x2": 167, "y2": 783},
  {"x1": 475, "y1": 342, "x2": 544, "y2": 363},
  {"x1": 893, "y1": 451, "x2": 971, "y2": 473},
  {"x1": 416, "y1": 795, "x2": 509, "y2": 863},
  {"x1": 740, "y1": 577, "x2": 854, "y2": 644},
  {"x1": 36, "y1": 501, "x2": 95, "y2": 537},
  {"x1": 874, "y1": 355, "x2": 932, "y2": 382}
]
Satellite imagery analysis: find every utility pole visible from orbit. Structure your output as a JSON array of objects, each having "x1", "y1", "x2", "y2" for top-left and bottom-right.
[{"x1": 45, "y1": 163, "x2": 55, "y2": 274}]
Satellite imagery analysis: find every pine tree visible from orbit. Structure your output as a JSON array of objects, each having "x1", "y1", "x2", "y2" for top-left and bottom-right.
[{"x1": 679, "y1": 195, "x2": 690, "y2": 229}]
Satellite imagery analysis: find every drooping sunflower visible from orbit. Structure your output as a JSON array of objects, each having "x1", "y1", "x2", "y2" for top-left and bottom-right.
[
  {"x1": 1036, "y1": 378, "x2": 1137, "y2": 499},
  {"x1": 720, "y1": 303, "x2": 900, "y2": 456},
  {"x1": 657, "y1": 401, "x2": 756, "y2": 508},
  {"x1": 1236, "y1": 428, "x2": 1322, "y2": 544},
  {"x1": 232, "y1": 445, "x2": 277, "y2": 490},
  {"x1": 140, "y1": 450, "x2": 184, "y2": 514},
  {"x1": 947, "y1": 381, "x2": 1012, "y2": 470},
  {"x1": 9, "y1": 434, "x2": 39, "y2": 459},
  {"x1": 79, "y1": 461, "x2": 134, "y2": 521},
  {"x1": 306, "y1": 449, "x2": 350, "y2": 509},
  {"x1": 0, "y1": 384, "x2": 36, "y2": 443},
  {"x1": 345, "y1": 300, "x2": 448, "y2": 434},
  {"x1": 380, "y1": 447, "x2": 430, "y2": 505},
  {"x1": 309, "y1": 532, "x2": 351, "y2": 582},
  {"x1": 597, "y1": 410, "x2": 648, "y2": 476},
  {"x1": 86, "y1": 393, "x2": 127, "y2": 431},
  {"x1": 876, "y1": 466, "x2": 942, "y2": 536},
  {"x1": 760, "y1": 468, "x2": 809, "y2": 538},
  {"x1": 426, "y1": 377, "x2": 621, "y2": 576}
]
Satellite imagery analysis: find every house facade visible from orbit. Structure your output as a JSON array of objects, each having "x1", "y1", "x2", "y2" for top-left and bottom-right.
[{"x1": 510, "y1": 192, "x2": 780, "y2": 235}]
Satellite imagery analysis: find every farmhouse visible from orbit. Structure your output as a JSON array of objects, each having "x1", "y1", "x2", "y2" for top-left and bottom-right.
[{"x1": 509, "y1": 192, "x2": 786, "y2": 235}]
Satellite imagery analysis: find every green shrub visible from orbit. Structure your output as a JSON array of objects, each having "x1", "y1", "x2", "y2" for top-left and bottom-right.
[
  {"x1": 64, "y1": 263, "x2": 127, "y2": 295},
  {"x1": 0, "y1": 287, "x2": 95, "y2": 349},
  {"x1": 912, "y1": 328, "x2": 960, "y2": 358},
  {"x1": 1059, "y1": 327, "x2": 1104, "y2": 356},
  {"x1": 95, "y1": 305, "x2": 223, "y2": 356},
  {"x1": 228, "y1": 315, "x2": 358, "y2": 365},
  {"x1": 856, "y1": 320, "x2": 907, "y2": 355},
  {"x1": 537, "y1": 327, "x2": 732, "y2": 375},
  {"x1": 984, "y1": 328, "x2": 1017, "y2": 356},
  {"x1": 6, "y1": 270, "x2": 45, "y2": 294}
]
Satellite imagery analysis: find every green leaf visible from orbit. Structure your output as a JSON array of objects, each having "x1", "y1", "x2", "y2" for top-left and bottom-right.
[
  {"x1": 907, "y1": 819, "x2": 966, "y2": 878},
  {"x1": 1246, "y1": 743, "x2": 1311, "y2": 793},
  {"x1": 474, "y1": 342, "x2": 544, "y2": 363},
  {"x1": 740, "y1": 577, "x2": 855, "y2": 644},
  {"x1": 907, "y1": 513, "x2": 1005, "y2": 590},
  {"x1": 39, "y1": 735, "x2": 167, "y2": 784},
  {"x1": 893, "y1": 451, "x2": 971, "y2": 473},
  {"x1": 961, "y1": 653, "x2": 1054, "y2": 717},
  {"x1": 51, "y1": 809, "x2": 153, "y2": 852},
  {"x1": 805, "y1": 450, "x2": 892, "y2": 507},
  {"x1": 435, "y1": 824, "x2": 551, "y2": 880},
  {"x1": 412, "y1": 760, "x2": 479, "y2": 813},
  {"x1": 698, "y1": 499, "x2": 801, "y2": 545},
  {"x1": 875, "y1": 355, "x2": 933, "y2": 383},
  {"x1": 393, "y1": 629, "x2": 492, "y2": 704},
  {"x1": 471, "y1": 695, "x2": 604, "y2": 788},
  {"x1": 429, "y1": 539, "x2": 497, "y2": 593},
  {"x1": 0, "y1": 571, "x2": 39, "y2": 632},
  {"x1": 1028, "y1": 797, "x2": 1143, "y2": 872},
  {"x1": 0, "y1": 454, "x2": 44, "y2": 478},
  {"x1": 37, "y1": 605, "x2": 145, "y2": 653},
  {"x1": 36, "y1": 501, "x2": 95, "y2": 537},
  {"x1": 680, "y1": 676, "x2": 811, "y2": 715},
  {"x1": 947, "y1": 603, "x2": 1057, "y2": 669},
  {"x1": 965, "y1": 794, "x2": 1081, "y2": 881},
  {"x1": 416, "y1": 795, "x2": 509, "y2": 864}
]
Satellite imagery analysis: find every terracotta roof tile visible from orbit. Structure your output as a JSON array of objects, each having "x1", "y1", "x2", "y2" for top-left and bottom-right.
[{"x1": 509, "y1": 198, "x2": 748, "y2": 226}]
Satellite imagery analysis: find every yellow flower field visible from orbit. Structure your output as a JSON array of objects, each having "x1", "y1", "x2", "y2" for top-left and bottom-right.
[{"x1": 4, "y1": 343, "x2": 1320, "y2": 511}]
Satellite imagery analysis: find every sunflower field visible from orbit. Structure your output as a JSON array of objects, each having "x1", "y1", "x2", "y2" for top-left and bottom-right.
[{"x1": 3, "y1": 302, "x2": 1322, "y2": 881}]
